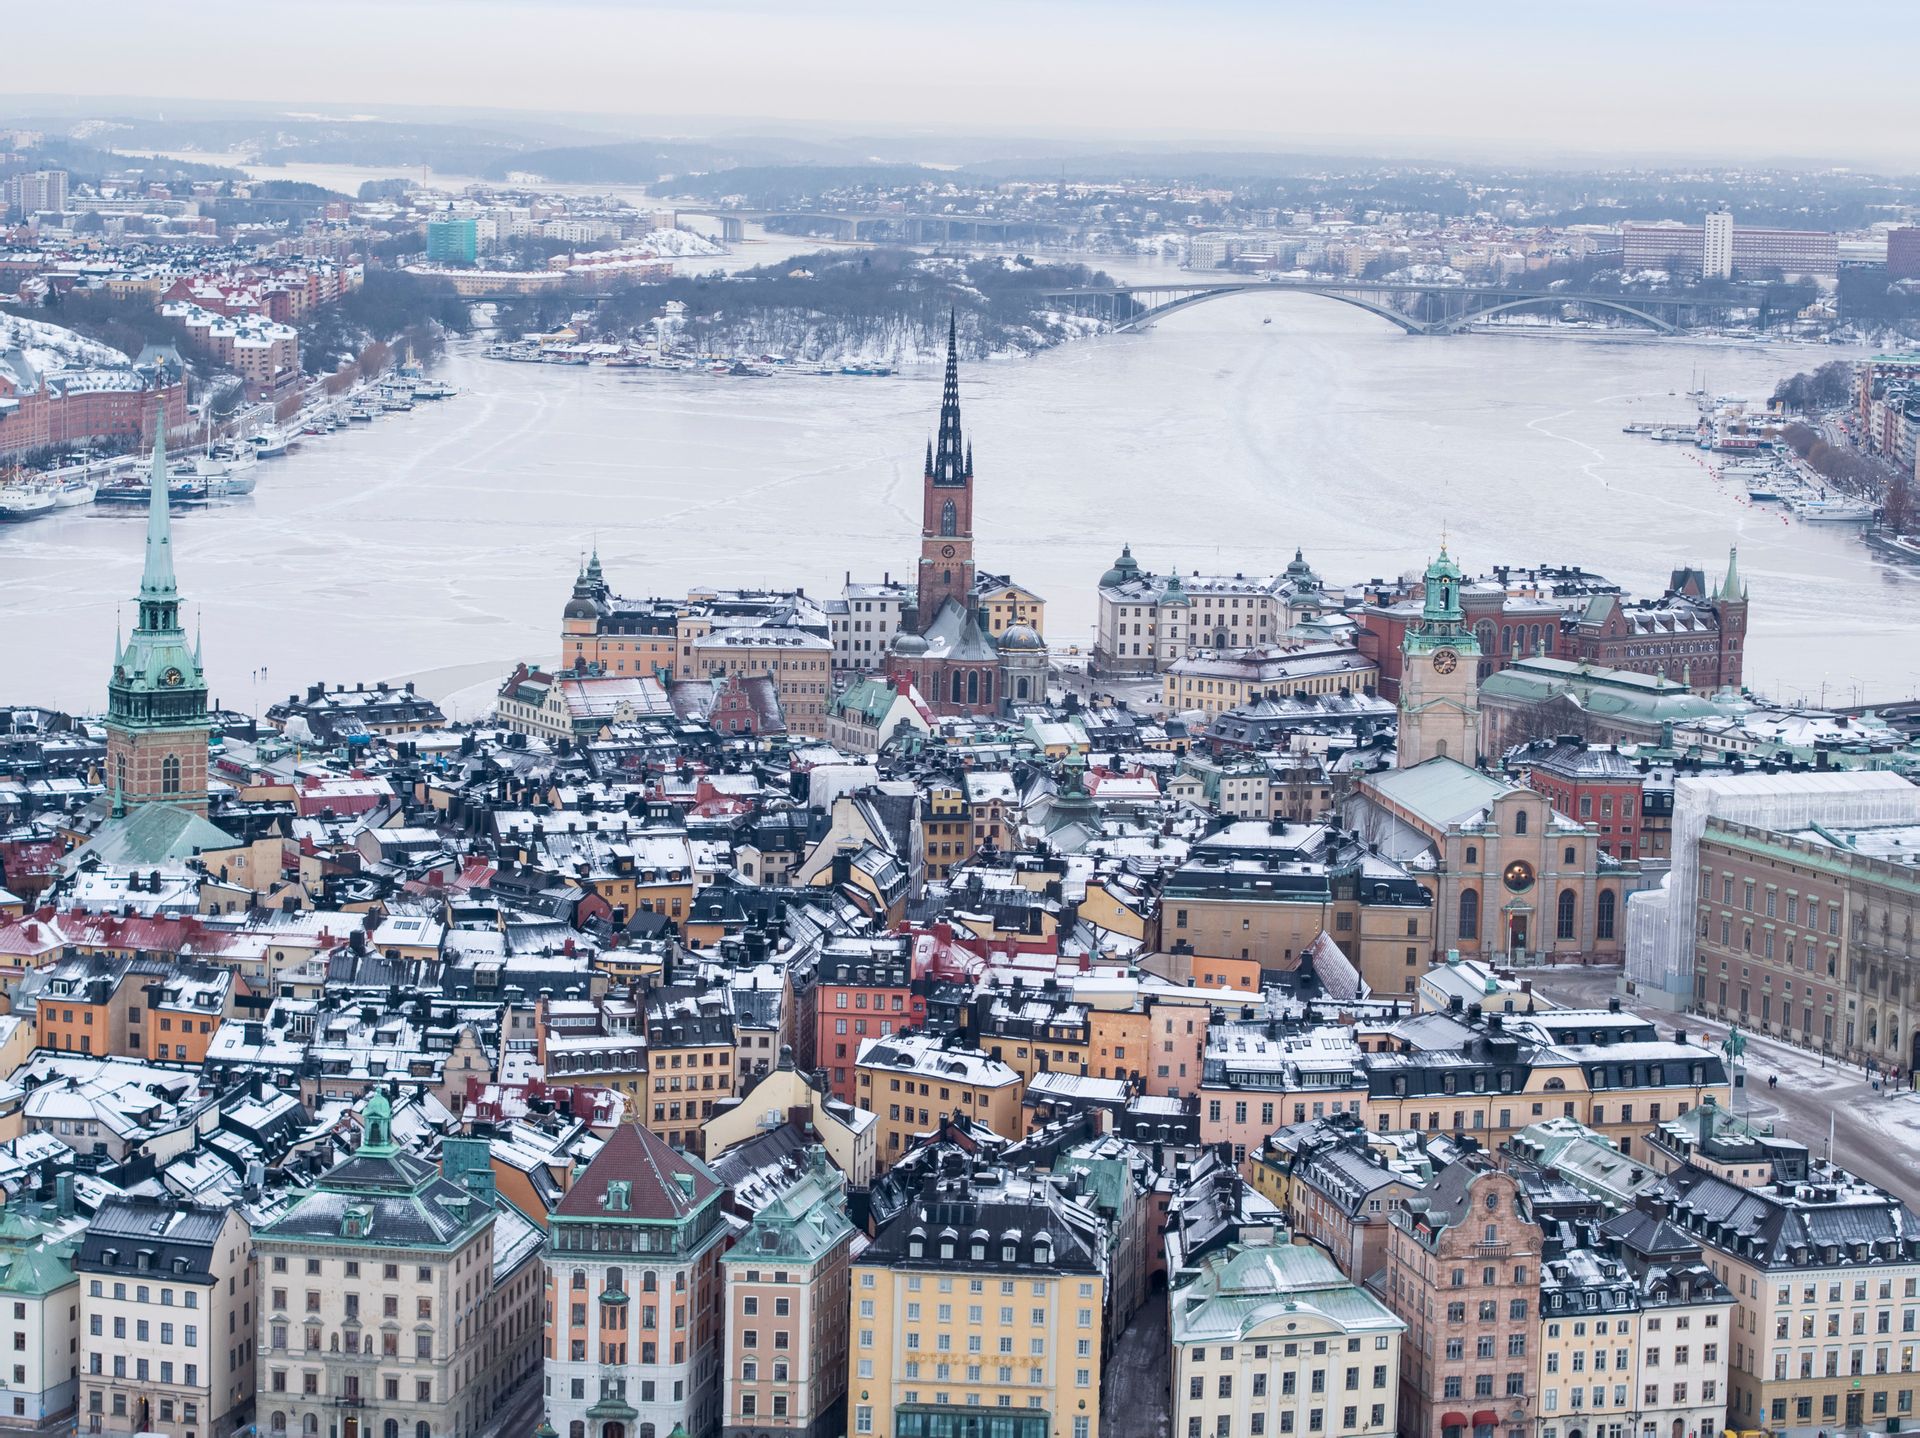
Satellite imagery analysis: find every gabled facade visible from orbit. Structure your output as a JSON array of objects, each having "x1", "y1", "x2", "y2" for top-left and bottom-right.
[{"x1": 540, "y1": 1124, "x2": 729, "y2": 1438}]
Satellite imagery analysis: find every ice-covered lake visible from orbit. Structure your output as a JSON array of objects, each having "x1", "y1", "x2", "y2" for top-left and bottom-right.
[{"x1": 7, "y1": 298, "x2": 1918, "y2": 719}]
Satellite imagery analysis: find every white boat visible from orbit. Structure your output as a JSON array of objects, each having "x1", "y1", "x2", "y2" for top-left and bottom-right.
[
  {"x1": 0, "y1": 484, "x2": 56, "y2": 522},
  {"x1": 206, "y1": 470, "x2": 257, "y2": 498},
  {"x1": 412, "y1": 380, "x2": 457, "y2": 400},
  {"x1": 53, "y1": 476, "x2": 97, "y2": 508},
  {"x1": 249, "y1": 426, "x2": 293, "y2": 458},
  {"x1": 1794, "y1": 498, "x2": 1875, "y2": 523}
]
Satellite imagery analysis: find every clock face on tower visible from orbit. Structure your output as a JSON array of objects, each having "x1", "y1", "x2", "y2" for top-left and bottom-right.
[
  {"x1": 1431, "y1": 648, "x2": 1459, "y2": 675},
  {"x1": 940, "y1": 544, "x2": 956, "y2": 558},
  {"x1": 161, "y1": 667, "x2": 184, "y2": 687}
]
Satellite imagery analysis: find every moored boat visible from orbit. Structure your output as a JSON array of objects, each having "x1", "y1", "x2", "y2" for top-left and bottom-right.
[{"x1": 0, "y1": 484, "x2": 55, "y2": 522}]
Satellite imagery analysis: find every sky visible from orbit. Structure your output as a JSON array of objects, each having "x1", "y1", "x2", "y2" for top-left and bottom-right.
[{"x1": 10, "y1": 0, "x2": 1920, "y2": 165}]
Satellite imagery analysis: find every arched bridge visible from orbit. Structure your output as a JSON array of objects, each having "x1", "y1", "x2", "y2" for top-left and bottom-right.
[{"x1": 1041, "y1": 279, "x2": 1770, "y2": 336}]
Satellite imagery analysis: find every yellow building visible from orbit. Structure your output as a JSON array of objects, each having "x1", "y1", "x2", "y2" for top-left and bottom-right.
[
  {"x1": 923, "y1": 782, "x2": 974, "y2": 882},
  {"x1": 977, "y1": 578, "x2": 1047, "y2": 641},
  {"x1": 855, "y1": 1032, "x2": 1023, "y2": 1160},
  {"x1": 1163, "y1": 645, "x2": 1378, "y2": 720},
  {"x1": 851, "y1": 1169, "x2": 1106, "y2": 1438}
]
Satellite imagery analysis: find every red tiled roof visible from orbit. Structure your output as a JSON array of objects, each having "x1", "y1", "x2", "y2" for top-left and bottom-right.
[{"x1": 554, "y1": 1122, "x2": 719, "y2": 1222}]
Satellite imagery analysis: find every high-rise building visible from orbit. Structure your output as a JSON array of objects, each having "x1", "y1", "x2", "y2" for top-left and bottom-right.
[
  {"x1": 3, "y1": 169, "x2": 67, "y2": 219},
  {"x1": 1703, "y1": 210, "x2": 1734, "y2": 280},
  {"x1": 1888, "y1": 226, "x2": 1920, "y2": 281},
  {"x1": 425, "y1": 217, "x2": 478, "y2": 266},
  {"x1": 105, "y1": 416, "x2": 210, "y2": 816}
]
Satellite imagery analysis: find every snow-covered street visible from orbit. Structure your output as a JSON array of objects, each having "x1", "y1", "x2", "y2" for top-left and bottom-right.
[{"x1": 1529, "y1": 967, "x2": 1920, "y2": 1203}]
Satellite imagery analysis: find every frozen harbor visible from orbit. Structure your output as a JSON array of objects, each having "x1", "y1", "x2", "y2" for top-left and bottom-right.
[{"x1": 5, "y1": 298, "x2": 1920, "y2": 719}]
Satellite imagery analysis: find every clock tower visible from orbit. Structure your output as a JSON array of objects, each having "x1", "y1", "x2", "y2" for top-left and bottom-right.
[
  {"x1": 1397, "y1": 546, "x2": 1481, "y2": 768},
  {"x1": 915, "y1": 311, "x2": 975, "y2": 626},
  {"x1": 105, "y1": 415, "x2": 210, "y2": 815}
]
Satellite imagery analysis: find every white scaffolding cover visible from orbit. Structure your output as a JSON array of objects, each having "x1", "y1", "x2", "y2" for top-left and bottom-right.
[{"x1": 1625, "y1": 770, "x2": 1920, "y2": 1001}]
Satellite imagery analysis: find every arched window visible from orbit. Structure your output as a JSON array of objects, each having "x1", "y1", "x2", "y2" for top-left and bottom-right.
[
  {"x1": 269, "y1": 1415, "x2": 286, "y2": 1436},
  {"x1": 940, "y1": 499, "x2": 957, "y2": 537},
  {"x1": 1501, "y1": 625, "x2": 1512, "y2": 654},
  {"x1": 966, "y1": 671, "x2": 979, "y2": 706},
  {"x1": 1556, "y1": 890, "x2": 1577, "y2": 941},
  {"x1": 642, "y1": 1270, "x2": 657, "y2": 1292},
  {"x1": 1515, "y1": 809, "x2": 1528, "y2": 835},
  {"x1": 1596, "y1": 890, "x2": 1617, "y2": 941},
  {"x1": 1016, "y1": 677, "x2": 1029, "y2": 700},
  {"x1": 115, "y1": 754, "x2": 127, "y2": 794},
  {"x1": 1465, "y1": 845, "x2": 1477, "y2": 865},
  {"x1": 950, "y1": 671, "x2": 963, "y2": 704},
  {"x1": 303, "y1": 1418, "x2": 318, "y2": 1438},
  {"x1": 1458, "y1": 889, "x2": 1480, "y2": 941},
  {"x1": 161, "y1": 753, "x2": 181, "y2": 794},
  {"x1": 385, "y1": 1422, "x2": 400, "y2": 1438},
  {"x1": 981, "y1": 671, "x2": 992, "y2": 704}
]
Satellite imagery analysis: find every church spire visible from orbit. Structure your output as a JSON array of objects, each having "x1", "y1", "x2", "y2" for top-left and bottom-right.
[
  {"x1": 1719, "y1": 545, "x2": 1743, "y2": 602},
  {"x1": 140, "y1": 405, "x2": 179, "y2": 612},
  {"x1": 931, "y1": 309, "x2": 965, "y2": 486}
]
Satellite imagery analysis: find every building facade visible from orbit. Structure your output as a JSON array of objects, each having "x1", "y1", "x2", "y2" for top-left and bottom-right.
[
  {"x1": 539, "y1": 1124, "x2": 729, "y2": 1438},
  {"x1": 850, "y1": 1169, "x2": 1106, "y2": 1438},
  {"x1": 76, "y1": 1197, "x2": 255, "y2": 1438},
  {"x1": 1383, "y1": 1159, "x2": 1543, "y2": 1438},
  {"x1": 255, "y1": 1099, "x2": 538, "y2": 1438},
  {"x1": 721, "y1": 1147, "x2": 854, "y2": 1438},
  {"x1": 1170, "y1": 1229, "x2": 1404, "y2": 1438}
]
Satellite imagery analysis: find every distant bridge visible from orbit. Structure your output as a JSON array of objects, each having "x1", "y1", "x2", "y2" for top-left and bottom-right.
[
  {"x1": 694, "y1": 210, "x2": 1077, "y2": 244},
  {"x1": 1039, "y1": 279, "x2": 1775, "y2": 336}
]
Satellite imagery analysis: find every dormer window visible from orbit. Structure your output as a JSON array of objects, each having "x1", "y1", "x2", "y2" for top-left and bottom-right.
[{"x1": 605, "y1": 1181, "x2": 631, "y2": 1213}]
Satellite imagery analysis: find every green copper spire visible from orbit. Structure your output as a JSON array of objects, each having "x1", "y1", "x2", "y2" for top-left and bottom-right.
[
  {"x1": 140, "y1": 409, "x2": 179, "y2": 613},
  {"x1": 1719, "y1": 545, "x2": 1743, "y2": 601}
]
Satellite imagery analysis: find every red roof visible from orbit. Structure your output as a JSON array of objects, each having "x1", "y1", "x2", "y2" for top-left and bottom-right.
[{"x1": 554, "y1": 1122, "x2": 720, "y2": 1222}]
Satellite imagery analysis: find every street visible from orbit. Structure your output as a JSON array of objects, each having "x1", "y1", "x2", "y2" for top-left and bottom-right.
[
  {"x1": 479, "y1": 1369, "x2": 546, "y2": 1438},
  {"x1": 1102, "y1": 1289, "x2": 1170, "y2": 1438},
  {"x1": 1525, "y1": 966, "x2": 1920, "y2": 1205}
]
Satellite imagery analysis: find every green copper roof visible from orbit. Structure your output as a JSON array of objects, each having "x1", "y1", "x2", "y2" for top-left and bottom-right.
[
  {"x1": 65, "y1": 802, "x2": 238, "y2": 870},
  {"x1": 1366, "y1": 756, "x2": 1515, "y2": 829}
]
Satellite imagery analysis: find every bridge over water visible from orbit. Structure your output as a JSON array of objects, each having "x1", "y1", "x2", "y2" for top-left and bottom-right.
[
  {"x1": 693, "y1": 210, "x2": 1078, "y2": 244},
  {"x1": 1039, "y1": 279, "x2": 1775, "y2": 336}
]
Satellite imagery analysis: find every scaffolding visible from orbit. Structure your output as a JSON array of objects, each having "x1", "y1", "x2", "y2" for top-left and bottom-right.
[{"x1": 1625, "y1": 770, "x2": 1920, "y2": 1002}]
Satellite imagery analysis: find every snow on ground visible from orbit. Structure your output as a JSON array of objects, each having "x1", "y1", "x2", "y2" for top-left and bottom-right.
[
  {"x1": 1674, "y1": 1005, "x2": 1920, "y2": 1177},
  {"x1": 639, "y1": 228, "x2": 723, "y2": 258},
  {"x1": 0, "y1": 313, "x2": 134, "y2": 375}
]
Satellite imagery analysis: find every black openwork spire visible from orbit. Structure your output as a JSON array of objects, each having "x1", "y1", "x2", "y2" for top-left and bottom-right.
[{"x1": 931, "y1": 309, "x2": 966, "y2": 486}]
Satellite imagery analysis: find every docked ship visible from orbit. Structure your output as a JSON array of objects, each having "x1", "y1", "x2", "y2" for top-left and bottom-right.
[{"x1": 0, "y1": 482, "x2": 55, "y2": 523}]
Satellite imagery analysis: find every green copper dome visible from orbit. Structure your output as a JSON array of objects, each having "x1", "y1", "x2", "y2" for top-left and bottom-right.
[{"x1": 1100, "y1": 544, "x2": 1141, "y2": 589}]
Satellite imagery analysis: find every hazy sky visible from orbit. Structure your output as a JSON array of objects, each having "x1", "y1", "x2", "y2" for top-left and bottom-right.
[{"x1": 12, "y1": 0, "x2": 1920, "y2": 164}]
